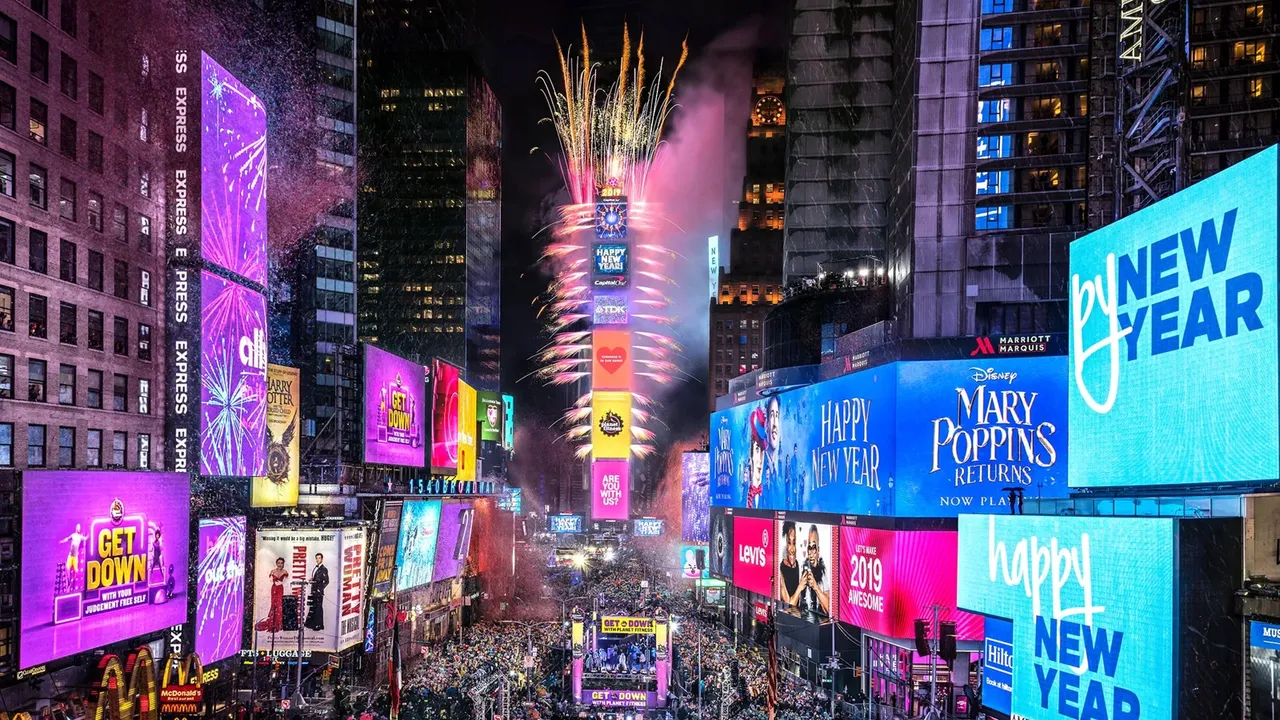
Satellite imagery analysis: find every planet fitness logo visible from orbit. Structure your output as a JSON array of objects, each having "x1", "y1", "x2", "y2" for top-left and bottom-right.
[{"x1": 599, "y1": 410, "x2": 624, "y2": 437}]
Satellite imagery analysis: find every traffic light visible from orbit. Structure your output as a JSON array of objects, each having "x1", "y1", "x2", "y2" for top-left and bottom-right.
[{"x1": 913, "y1": 619, "x2": 930, "y2": 656}]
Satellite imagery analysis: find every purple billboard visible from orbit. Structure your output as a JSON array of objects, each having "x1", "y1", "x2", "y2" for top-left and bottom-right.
[
  {"x1": 201, "y1": 52, "x2": 267, "y2": 285},
  {"x1": 432, "y1": 503, "x2": 475, "y2": 582},
  {"x1": 681, "y1": 452, "x2": 709, "y2": 543},
  {"x1": 363, "y1": 345, "x2": 427, "y2": 467},
  {"x1": 20, "y1": 471, "x2": 191, "y2": 669},
  {"x1": 200, "y1": 271, "x2": 268, "y2": 477},
  {"x1": 196, "y1": 516, "x2": 245, "y2": 664}
]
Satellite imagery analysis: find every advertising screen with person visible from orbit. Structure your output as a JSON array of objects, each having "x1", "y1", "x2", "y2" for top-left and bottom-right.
[{"x1": 774, "y1": 520, "x2": 833, "y2": 621}]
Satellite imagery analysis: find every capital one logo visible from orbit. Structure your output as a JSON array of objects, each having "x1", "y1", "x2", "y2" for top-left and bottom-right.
[
  {"x1": 239, "y1": 328, "x2": 268, "y2": 371},
  {"x1": 738, "y1": 528, "x2": 768, "y2": 567}
]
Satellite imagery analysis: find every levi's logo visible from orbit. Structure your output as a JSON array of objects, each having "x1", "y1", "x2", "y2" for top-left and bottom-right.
[
  {"x1": 738, "y1": 544, "x2": 766, "y2": 567},
  {"x1": 597, "y1": 347, "x2": 627, "y2": 373}
]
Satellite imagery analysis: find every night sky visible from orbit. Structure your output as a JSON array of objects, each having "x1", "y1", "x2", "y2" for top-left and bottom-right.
[{"x1": 476, "y1": 0, "x2": 787, "y2": 464}]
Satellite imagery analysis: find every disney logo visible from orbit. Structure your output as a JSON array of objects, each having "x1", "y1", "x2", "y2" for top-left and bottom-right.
[{"x1": 969, "y1": 367, "x2": 1018, "y2": 383}]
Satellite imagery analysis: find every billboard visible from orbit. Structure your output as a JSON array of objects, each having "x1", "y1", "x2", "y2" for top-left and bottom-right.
[
  {"x1": 601, "y1": 617, "x2": 656, "y2": 634},
  {"x1": 591, "y1": 460, "x2": 631, "y2": 521},
  {"x1": 775, "y1": 521, "x2": 834, "y2": 620},
  {"x1": 200, "y1": 53, "x2": 267, "y2": 286},
  {"x1": 708, "y1": 235, "x2": 719, "y2": 299},
  {"x1": 593, "y1": 243, "x2": 629, "y2": 287},
  {"x1": 432, "y1": 503, "x2": 475, "y2": 582},
  {"x1": 363, "y1": 345, "x2": 426, "y2": 467},
  {"x1": 594, "y1": 198, "x2": 628, "y2": 239},
  {"x1": 711, "y1": 364, "x2": 895, "y2": 514},
  {"x1": 593, "y1": 292, "x2": 630, "y2": 325},
  {"x1": 371, "y1": 500, "x2": 403, "y2": 597},
  {"x1": 431, "y1": 359, "x2": 461, "y2": 474},
  {"x1": 896, "y1": 357, "x2": 1067, "y2": 516},
  {"x1": 196, "y1": 516, "x2": 246, "y2": 664},
  {"x1": 200, "y1": 270, "x2": 268, "y2": 477},
  {"x1": 252, "y1": 527, "x2": 365, "y2": 653},
  {"x1": 395, "y1": 500, "x2": 442, "y2": 591},
  {"x1": 681, "y1": 452, "x2": 710, "y2": 543},
  {"x1": 680, "y1": 545, "x2": 709, "y2": 579},
  {"x1": 709, "y1": 508, "x2": 733, "y2": 581},
  {"x1": 252, "y1": 364, "x2": 300, "y2": 507},
  {"x1": 20, "y1": 471, "x2": 191, "y2": 669},
  {"x1": 957, "y1": 515, "x2": 1176, "y2": 720},
  {"x1": 502, "y1": 393, "x2": 515, "y2": 450},
  {"x1": 1069, "y1": 144, "x2": 1279, "y2": 487},
  {"x1": 549, "y1": 514, "x2": 585, "y2": 534},
  {"x1": 837, "y1": 527, "x2": 982, "y2": 639},
  {"x1": 477, "y1": 391, "x2": 503, "y2": 443},
  {"x1": 592, "y1": 330, "x2": 632, "y2": 391},
  {"x1": 632, "y1": 518, "x2": 664, "y2": 537},
  {"x1": 982, "y1": 617, "x2": 1014, "y2": 716},
  {"x1": 592, "y1": 391, "x2": 632, "y2": 459},
  {"x1": 1251, "y1": 620, "x2": 1280, "y2": 717},
  {"x1": 456, "y1": 380, "x2": 477, "y2": 481},
  {"x1": 731, "y1": 515, "x2": 773, "y2": 596}
]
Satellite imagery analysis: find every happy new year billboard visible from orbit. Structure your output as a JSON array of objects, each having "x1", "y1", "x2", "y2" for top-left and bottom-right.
[
  {"x1": 20, "y1": 471, "x2": 191, "y2": 669},
  {"x1": 1069, "y1": 144, "x2": 1279, "y2": 487},
  {"x1": 957, "y1": 515, "x2": 1176, "y2": 720},
  {"x1": 363, "y1": 345, "x2": 426, "y2": 467}
]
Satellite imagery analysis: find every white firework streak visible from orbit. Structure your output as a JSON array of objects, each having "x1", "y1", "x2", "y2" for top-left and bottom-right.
[{"x1": 197, "y1": 517, "x2": 246, "y2": 660}]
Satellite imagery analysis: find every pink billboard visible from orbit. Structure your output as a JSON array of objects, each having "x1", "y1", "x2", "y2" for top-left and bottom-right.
[
  {"x1": 732, "y1": 515, "x2": 774, "y2": 596},
  {"x1": 837, "y1": 527, "x2": 983, "y2": 640},
  {"x1": 591, "y1": 460, "x2": 630, "y2": 521}
]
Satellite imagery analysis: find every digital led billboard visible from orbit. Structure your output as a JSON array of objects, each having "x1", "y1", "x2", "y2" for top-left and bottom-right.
[
  {"x1": 982, "y1": 617, "x2": 1014, "y2": 716},
  {"x1": 502, "y1": 393, "x2": 515, "y2": 450},
  {"x1": 395, "y1": 501, "x2": 442, "y2": 591},
  {"x1": 431, "y1": 359, "x2": 461, "y2": 474},
  {"x1": 432, "y1": 503, "x2": 475, "y2": 582},
  {"x1": 591, "y1": 460, "x2": 631, "y2": 520},
  {"x1": 478, "y1": 391, "x2": 503, "y2": 443},
  {"x1": 709, "y1": 508, "x2": 733, "y2": 581},
  {"x1": 592, "y1": 391, "x2": 632, "y2": 459},
  {"x1": 731, "y1": 515, "x2": 773, "y2": 596},
  {"x1": 592, "y1": 330, "x2": 632, "y2": 391},
  {"x1": 1069, "y1": 144, "x2": 1279, "y2": 487},
  {"x1": 594, "y1": 198, "x2": 628, "y2": 240},
  {"x1": 1250, "y1": 620, "x2": 1280, "y2": 716},
  {"x1": 593, "y1": 292, "x2": 630, "y2": 326},
  {"x1": 549, "y1": 514, "x2": 585, "y2": 534},
  {"x1": 681, "y1": 452, "x2": 710, "y2": 543},
  {"x1": 200, "y1": 270, "x2": 268, "y2": 477},
  {"x1": 896, "y1": 357, "x2": 1067, "y2": 516},
  {"x1": 957, "y1": 515, "x2": 1176, "y2": 720},
  {"x1": 775, "y1": 521, "x2": 834, "y2": 621},
  {"x1": 363, "y1": 345, "x2": 426, "y2": 467},
  {"x1": 680, "y1": 545, "x2": 709, "y2": 579},
  {"x1": 837, "y1": 527, "x2": 982, "y2": 640},
  {"x1": 196, "y1": 516, "x2": 246, "y2": 664},
  {"x1": 253, "y1": 527, "x2": 365, "y2": 652},
  {"x1": 201, "y1": 53, "x2": 267, "y2": 286},
  {"x1": 457, "y1": 380, "x2": 477, "y2": 481},
  {"x1": 252, "y1": 364, "x2": 300, "y2": 507},
  {"x1": 593, "y1": 243, "x2": 630, "y2": 287},
  {"x1": 371, "y1": 500, "x2": 402, "y2": 597},
  {"x1": 711, "y1": 364, "x2": 895, "y2": 514},
  {"x1": 20, "y1": 471, "x2": 191, "y2": 669},
  {"x1": 632, "y1": 518, "x2": 664, "y2": 537}
]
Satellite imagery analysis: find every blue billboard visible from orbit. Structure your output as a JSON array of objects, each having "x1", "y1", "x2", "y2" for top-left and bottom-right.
[
  {"x1": 896, "y1": 356, "x2": 1068, "y2": 516},
  {"x1": 395, "y1": 500, "x2": 442, "y2": 591},
  {"x1": 632, "y1": 518, "x2": 664, "y2": 537},
  {"x1": 549, "y1": 514, "x2": 585, "y2": 533},
  {"x1": 957, "y1": 515, "x2": 1176, "y2": 720},
  {"x1": 710, "y1": 364, "x2": 896, "y2": 515},
  {"x1": 1069, "y1": 145, "x2": 1279, "y2": 487},
  {"x1": 981, "y1": 617, "x2": 1013, "y2": 716}
]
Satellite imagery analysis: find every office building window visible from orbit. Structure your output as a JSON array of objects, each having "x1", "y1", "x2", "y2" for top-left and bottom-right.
[
  {"x1": 978, "y1": 99, "x2": 1009, "y2": 123},
  {"x1": 58, "y1": 177, "x2": 75, "y2": 220},
  {"x1": 976, "y1": 170, "x2": 1010, "y2": 195},
  {"x1": 976, "y1": 205, "x2": 1011, "y2": 230},
  {"x1": 112, "y1": 373, "x2": 126, "y2": 412},
  {"x1": 113, "y1": 259, "x2": 128, "y2": 298},
  {"x1": 112, "y1": 203, "x2": 126, "y2": 242},
  {"x1": 979, "y1": 63, "x2": 1013, "y2": 88},
  {"x1": 29, "y1": 97, "x2": 46, "y2": 144},
  {"x1": 58, "y1": 301, "x2": 75, "y2": 344},
  {"x1": 58, "y1": 363, "x2": 75, "y2": 404},
  {"x1": 980, "y1": 27, "x2": 1012, "y2": 51},
  {"x1": 1234, "y1": 41, "x2": 1269, "y2": 65},
  {"x1": 28, "y1": 425, "x2": 46, "y2": 467},
  {"x1": 58, "y1": 426, "x2": 74, "y2": 466},
  {"x1": 0, "y1": 285, "x2": 11, "y2": 332},
  {"x1": 0, "y1": 422, "x2": 11, "y2": 466},
  {"x1": 29, "y1": 228, "x2": 46, "y2": 273},
  {"x1": 87, "y1": 310, "x2": 102, "y2": 349},
  {"x1": 88, "y1": 71, "x2": 103, "y2": 114},
  {"x1": 112, "y1": 316, "x2": 127, "y2": 355},
  {"x1": 0, "y1": 80, "x2": 13, "y2": 129},
  {"x1": 30, "y1": 33, "x2": 48, "y2": 82},
  {"x1": 29, "y1": 293, "x2": 47, "y2": 338},
  {"x1": 86, "y1": 428, "x2": 101, "y2": 467},
  {"x1": 139, "y1": 270, "x2": 150, "y2": 306},
  {"x1": 30, "y1": 163, "x2": 47, "y2": 208},
  {"x1": 976, "y1": 135, "x2": 1013, "y2": 160},
  {"x1": 138, "y1": 378, "x2": 149, "y2": 414},
  {"x1": 0, "y1": 13, "x2": 14, "y2": 65},
  {"x1": 88, "y1": 250, "x2": 102, "y2": 290},
  {"x1": 88, "y1": 130, "x2": 102, "y2": 172},
  {"x1": 111, "y1": 431, "x2": 125, "y2": 467},
  {"x1": 87, "y1": 190, "x2": 102, "y2": 231},
  {"x1": 59, "y1": 52, "x2": 76, "y2": 99},
  {"x1": 28, "y1": 358, "x2": 46, "y2": 401},
  {"x1": 138, "y1": 322, "x2": 151, "y2": 360},
  {"x1": 138, "y1": 164, "x2": 150, "y2": 197},
  {"x1": 59, "y1": 0, "x2": 76, "y2": 36},
  {"x1": 138, "y1": 433, "x2": 150, "y2": 469},
  {"x1": 59, "y1": 113, "x2": 76, "y2": 158},
  {"x1": 59, "y1": 238, "x2": 75, "y2": 281},
  {"x1": 0, "y1": 353, "x2": 11, "y2": 398},
  {"x1": 981, "y1": 0, "x2": 1012, "y2": 13},
  {"x1": 86, "y1": 368, "x2": 101, "y2": 407},
  {"x1": 0, "y1": 149, "x2": 12, "y2": 197},
  {"x1": 0, "y1": 218, "x2": 10, "y2": 264},
  {"x1": 138, "y1": 214, "x2": 152, "y2": 252},
  {"x1": 138, "y1": 107, "x2": 148, "y2": 142}
]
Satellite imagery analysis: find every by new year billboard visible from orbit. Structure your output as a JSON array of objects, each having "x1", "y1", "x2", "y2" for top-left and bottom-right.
[{"x1": 1070, "y1": 144, "x2": 1279, "y2": 487}]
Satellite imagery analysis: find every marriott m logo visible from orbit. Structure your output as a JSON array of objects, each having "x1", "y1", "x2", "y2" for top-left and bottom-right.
[{"x1": 970, "y1": 337, "x2": 996, "y2": 357}]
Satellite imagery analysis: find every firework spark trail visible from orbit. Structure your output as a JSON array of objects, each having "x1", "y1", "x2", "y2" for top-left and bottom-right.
[{"x1": 196, "y1": 517, "x2": 246, "y2": 661}]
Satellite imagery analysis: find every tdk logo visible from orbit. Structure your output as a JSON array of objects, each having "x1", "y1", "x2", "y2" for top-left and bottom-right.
[{"x1": 239, "y1": 328, "x2": 267, "y2": 370}]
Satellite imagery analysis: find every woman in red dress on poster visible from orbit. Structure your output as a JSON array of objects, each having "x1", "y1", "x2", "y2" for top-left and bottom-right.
[{"x1": 255, "y1": 557, "x2": 289, "y2": 632}]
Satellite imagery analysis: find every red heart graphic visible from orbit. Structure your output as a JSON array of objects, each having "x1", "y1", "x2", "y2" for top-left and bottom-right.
[{"x1": 597, "y1": 347, "x2": 627, "y2": 373}]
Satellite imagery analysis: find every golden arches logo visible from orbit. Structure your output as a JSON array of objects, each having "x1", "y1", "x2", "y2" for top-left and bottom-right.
[
  {"x1": 90, "y1": 646, "x2": 159, "y2": 720},
  {"x1": 160, "y1": 654, "x2": 204, "y2": 690}
]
